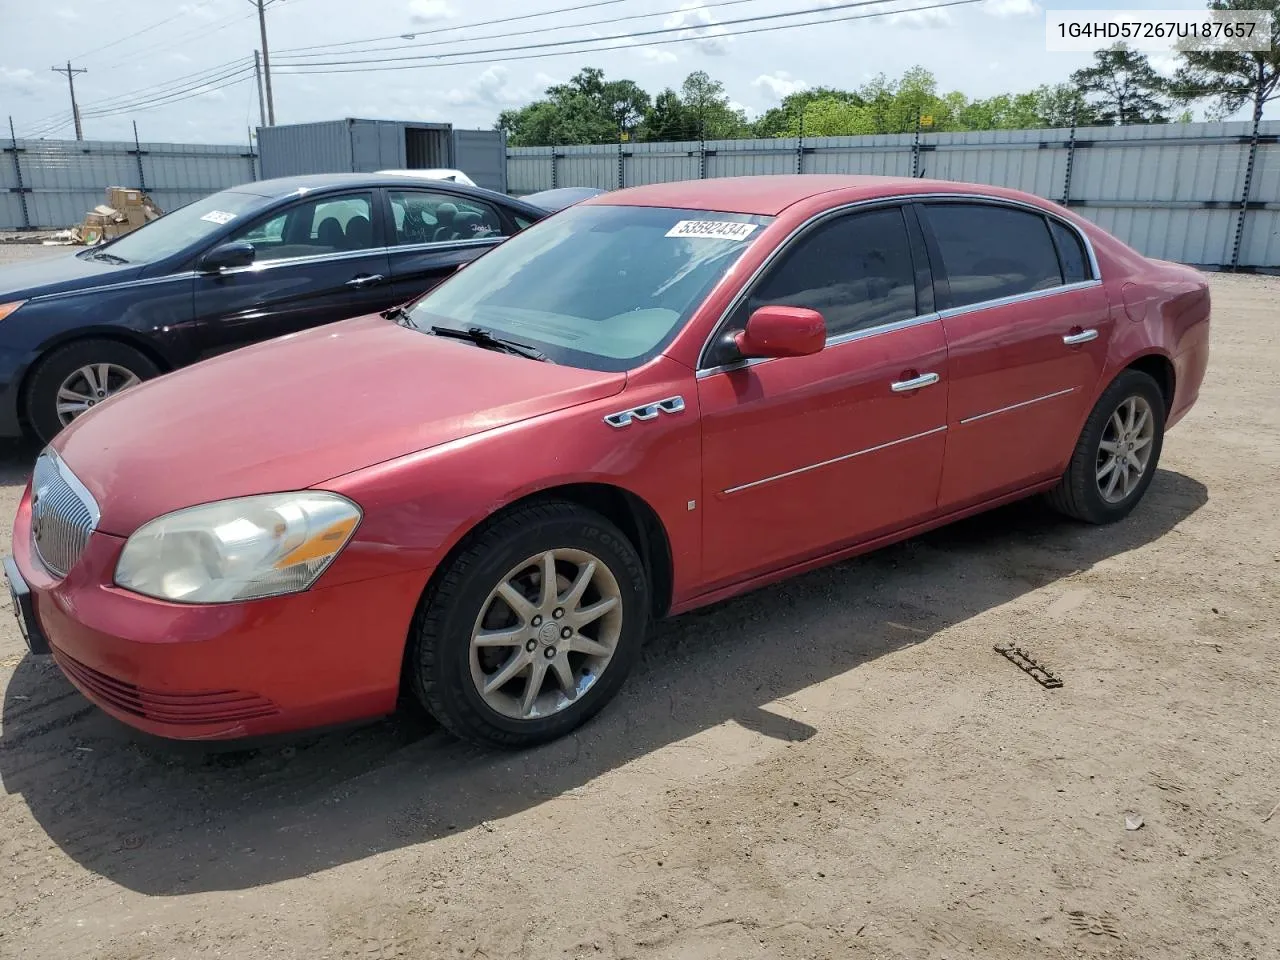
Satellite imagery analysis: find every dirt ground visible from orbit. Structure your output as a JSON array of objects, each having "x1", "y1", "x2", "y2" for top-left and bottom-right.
[{"x1": 0, "y1": 243, "x2": 1276, "y2": 960}]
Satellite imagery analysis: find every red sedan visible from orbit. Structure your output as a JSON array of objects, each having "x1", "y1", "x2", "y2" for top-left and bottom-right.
[{"x1": 4, "y1": 175, "x2": 1210, "y2": 748}]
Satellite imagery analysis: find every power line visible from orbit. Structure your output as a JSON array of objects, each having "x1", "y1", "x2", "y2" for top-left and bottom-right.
[
  {"x1": 68, "y1": 1, "x2": 219, "y2": 64},
  {"x1": 276, "y1": 0, "x2": 970, "y2": 71},
  {"x1": 277, "y1": 0, "x2": 766, "y2": 60},
  {"x1": 274, "y1": 0, "x2": 634, "y2": 54},
  {"x1": 19, "y1": 58, "x2": 253, "y2": 137}
]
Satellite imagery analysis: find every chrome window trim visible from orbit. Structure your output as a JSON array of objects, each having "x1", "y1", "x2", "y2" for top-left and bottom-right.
[
  {"x1": 217, "y1": 246, "x2": 391, "y2": 275},
  {"x1": 958, "y1": 387, "x2": 1077, "y2": 425},
  {"x1": 693, "y1": 191, "x2": 1102, "y2": 375},
  {"x1": 936, "y1": 278, "x2": 1103, "y2": 320},
  {"x1": 390, "y1": 236, "x2": 505, "y2": 254},
  {"x1": 697, "y1": 310, "x2": 942, "y2": 380},
  {"x1": 723, "y1": 425, "x2": 948, "y2": 495}
]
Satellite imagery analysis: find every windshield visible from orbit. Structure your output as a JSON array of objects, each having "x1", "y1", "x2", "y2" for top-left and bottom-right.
[
  {"x1": 405, "y1": 204, "x2": 773, "y2": 371},
  {"x1": 97, "y1": 189, "x2": 272, "y2": 264}
]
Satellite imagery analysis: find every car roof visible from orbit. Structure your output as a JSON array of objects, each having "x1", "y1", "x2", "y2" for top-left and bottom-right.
[
  {"x1": 229, "y1": 173, "x2": 536, "y2": 210},
  {"x1": 583, "y1": 174, "x2": 1051, "y2": 216}
]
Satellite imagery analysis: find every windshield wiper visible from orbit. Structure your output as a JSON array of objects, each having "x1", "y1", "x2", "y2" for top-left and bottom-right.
[
  {"x1": 429, "y1": 325, "x2": 551, "y2": 363},
  {"x1": 381, "y1": 305, "x2": 417, "y2": 329},
  {"x1": 88, "y1": 250, "x2": 128, "y2": 264}
]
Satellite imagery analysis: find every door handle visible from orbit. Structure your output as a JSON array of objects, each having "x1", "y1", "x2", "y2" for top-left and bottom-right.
[
  {"x1": 890, "y1": 372, "x2": 940, "y2": 393},
  {"x1": 346, "y1": 274, "x2": 385, "y2": 289},
  {"x1": 1063, "y1": 328, "x2": 1099, "y2": 345}
]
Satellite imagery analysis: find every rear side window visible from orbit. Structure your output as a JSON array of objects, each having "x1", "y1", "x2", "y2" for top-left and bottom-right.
[
  {"x1": 922, "y1": 203, "x2": 1063, "y2": 310},
  {"x1": 741, "y1": 206, "x2": 918, "y2": 338},
  {"x1": 1049, "y1": 219, "x2": 1091, "y2": 283}
]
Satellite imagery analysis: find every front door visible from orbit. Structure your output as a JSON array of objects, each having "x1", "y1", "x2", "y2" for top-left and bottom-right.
[
  {"x1": 697, "y1": 205, "x2": 949, "y2": 589},
  {"x1": 383, "y1": 187, "x2": 510, "y2": 303},
  {"x1": 192, "y1": 190, "x2": 393, "y2": 358},
  {"x1": 915, "y1": 201, "x2": 1113, "y2": 511}
]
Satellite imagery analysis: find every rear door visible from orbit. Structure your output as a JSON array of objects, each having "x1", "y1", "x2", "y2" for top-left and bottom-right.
[
  {"x1": 916, "y1": 200, "x2": 1112, "y2": 511},
  {"x1": 383, "y1": 188, "x2": 512, "y2": 303},
  {"x1": 191, "y1": 190, "x2": 393, "y2": 358}
]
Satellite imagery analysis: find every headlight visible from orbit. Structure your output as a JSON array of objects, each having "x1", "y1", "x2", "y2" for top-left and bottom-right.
[
  {"x1": 0, "y1": 301, "x2": 27, "y2": 322},
  {"x1": 114, "y1": 492, "x2": 361, "y2": 604}
]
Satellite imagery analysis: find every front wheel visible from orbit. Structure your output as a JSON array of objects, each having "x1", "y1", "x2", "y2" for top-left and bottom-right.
[
  {"x1": 1046, "y1": 369, "x2": 1166, "y2": 524},
  {"x1": 408, "y1": 500, "x2": 649, "y2": 748},
  {"x1": 24, "y1": 339, "x2": 160, "y2": 443}
]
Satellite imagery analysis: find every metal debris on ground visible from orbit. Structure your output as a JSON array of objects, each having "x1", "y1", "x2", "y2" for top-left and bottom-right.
[{"x1": 993, "y1": 643, "x2": 1064, "y2": 689}]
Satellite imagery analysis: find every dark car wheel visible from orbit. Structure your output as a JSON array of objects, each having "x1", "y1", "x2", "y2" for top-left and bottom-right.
[
  {"x1": 1046, "y1": 369, "x2": 1166, "y2": 524},
  {"x1": 408, "y1": 500, "x2": 649, "y2": 749},
  {"x1": 24, "y1": 339, "x2": 161, "y2": 443}
]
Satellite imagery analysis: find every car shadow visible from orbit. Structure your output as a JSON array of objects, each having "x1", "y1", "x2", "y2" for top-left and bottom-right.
[{"x1": 0, "y1": 467, "x2": 1208, "y2": 895}]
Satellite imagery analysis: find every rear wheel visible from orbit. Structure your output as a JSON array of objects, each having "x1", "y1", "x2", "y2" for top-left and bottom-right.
[
  {"x1": 24, "y1": 339, "x2": 160, "y2": 443},
  {"x1": 1046, "y1": 369, "x2": 1166, "y2": 524},
  {"x1": 408, "y1": 500, "x2": 648, "y2": 748}
]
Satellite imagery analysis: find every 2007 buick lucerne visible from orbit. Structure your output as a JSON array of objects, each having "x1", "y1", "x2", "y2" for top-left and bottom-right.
[{"x1": 4, "y1": 175, "x2": 1210, "y2": 748}]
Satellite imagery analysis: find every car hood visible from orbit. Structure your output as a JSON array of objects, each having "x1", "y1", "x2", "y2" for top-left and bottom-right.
[
  {"x1": 54, "y1": 313, "x2": 627, "y2": 535},
  {"x1": 0, "y1": 249, "x2": 144, "y2": 299}
]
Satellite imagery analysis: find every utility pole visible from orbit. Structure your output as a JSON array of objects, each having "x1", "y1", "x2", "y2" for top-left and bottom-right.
[
  {"x1": 253, "y1": 50, "x2": 267, "y2": 130},
  {"x1": 51, "y1": 61, "x2": 88, "y2": 140},
  {"x1": 250, "y1": 0, "x2": 275, "y2": 125}
]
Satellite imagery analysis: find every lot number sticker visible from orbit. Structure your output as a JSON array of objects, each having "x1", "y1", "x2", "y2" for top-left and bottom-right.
[
  {"x1": 200, "y1": 210, "x2": 238, "y2": 225},
  {"x1": 665, "y1": 220, "x2": 758, "y2": 241}
]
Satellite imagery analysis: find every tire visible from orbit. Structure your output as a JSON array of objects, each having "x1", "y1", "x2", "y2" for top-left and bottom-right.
[
  {"x1": 408, "y1": 500, "x2": 649, "y2": 748},
  {"x1": 24, "y1": 338, "x2": 161, "y2": 443},
  {"x1": 1045, "y1": 369, "x2": 1166, "y2": 524}
]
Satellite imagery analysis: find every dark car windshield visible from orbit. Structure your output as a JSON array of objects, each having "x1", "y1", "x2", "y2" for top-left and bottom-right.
[
  {"x1": 96, "y1": 189, "x2": 272, "y2": 264},
  {"x1": 405, "y1": 204, "x2": 773, "y2": 371}
]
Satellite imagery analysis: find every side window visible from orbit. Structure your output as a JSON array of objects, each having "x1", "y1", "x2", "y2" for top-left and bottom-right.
[
  {"x1": 922, "y1": 202, "x2": 1063, "y2": 309},
  {"x1": 1049, "y1": 219, "x2": 1091, "y2": 284},
  {"x1": 228, "y1": 192, "x2": 374, "y2": 262},
  {"x1": 724, "y1": 207, "x2": 917, "y2": 358},
  {"x1": 388, "y1": 190, "x2": 506, "y2": 246}
]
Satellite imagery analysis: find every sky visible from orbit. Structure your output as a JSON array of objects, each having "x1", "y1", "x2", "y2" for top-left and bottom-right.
[{"x1": 0, "y1": 0, "x2": 1241, "y2": 145}]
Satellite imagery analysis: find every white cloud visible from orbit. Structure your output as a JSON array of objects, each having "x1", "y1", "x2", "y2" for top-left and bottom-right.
[
  {"x1": 55, "y1": 7, "x2": 79, "y2": 21},
  {"x1": 180, "y1": 2, "x2": 221, "y2": 23},
  {"x1": 984, "y1": 0, "x2": 1039, "y2": 17},
  {"x1": 889, "y1": 6, "x2": 953, "y2": 28},
  {"x1": 752, "y1": 71, "x2": 808, "y2": 102},
  {"x1": 0, "y1": 66, "x2": 45, "y2": 97},
  {"x1": 640, "y1": 47, "x2": 678, "y2": 64},
  {"x1": 443, "y1": 66, "x2": 529, "y2": 107},
  {"x1": 1148, "y1": 52, "x2": 1180, "y2": 76},
  {"x1": 408, "y1": 0, "x2": 454, "y2": 23},
  {"x1": 663, "y1": 2, "x2": 731, "y2": 56}
]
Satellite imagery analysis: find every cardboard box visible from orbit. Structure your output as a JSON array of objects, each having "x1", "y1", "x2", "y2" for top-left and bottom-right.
[{"x1": 108, "y1": 187, "x2": 143, "y2": 210}]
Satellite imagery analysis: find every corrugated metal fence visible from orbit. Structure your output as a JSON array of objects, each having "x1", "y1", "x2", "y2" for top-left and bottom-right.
[
  {"x1": 2, "y1": 137, "x2": 257, "y2": 231},
  {"x1": 509, "y1": 121, "x2": 1280, "y2": 269}
]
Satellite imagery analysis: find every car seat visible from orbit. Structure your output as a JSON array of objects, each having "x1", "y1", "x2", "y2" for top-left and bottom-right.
[
  {"x1": 344, "y1": 215, "x2": 372, "y2": 249},
  {"x1": 316, "y1": 217, "x2": 345, "y2": 250},
  {"x1": 433, "y1": 203, "x2": 459, "y2": 242}
]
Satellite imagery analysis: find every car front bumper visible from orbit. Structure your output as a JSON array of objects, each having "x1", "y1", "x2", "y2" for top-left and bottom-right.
[{"x1": 5, "y1": 488, "x2": 424, "y2": 741}]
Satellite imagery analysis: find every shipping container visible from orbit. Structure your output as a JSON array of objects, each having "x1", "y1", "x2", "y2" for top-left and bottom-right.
[{"x1": 256, "y1": 119, "x2": 507, "y2": 192}]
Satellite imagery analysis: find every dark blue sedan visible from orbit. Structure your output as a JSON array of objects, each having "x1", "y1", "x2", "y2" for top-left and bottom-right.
[{"x1": 0, "y1": 173, "x2": 551, "y2": 442}]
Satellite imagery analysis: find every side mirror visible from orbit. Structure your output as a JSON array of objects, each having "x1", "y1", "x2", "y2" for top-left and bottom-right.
[
  {"x1": 197, "y1": 240, "x2": 256, "y2": 272},
  {"x1": 734, "y1": 305, "x2": 826, "y2": 359}
]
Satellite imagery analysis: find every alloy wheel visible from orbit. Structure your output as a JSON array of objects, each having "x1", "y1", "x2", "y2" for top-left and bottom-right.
[
  {"x1": 55, "y1": 363, "x2": 142, "y2": 425},
  {"x1": 1095, "y1": 395, "x2": 1156, "y2": 503},
  {"x1": 469, "y1": 548, "x2": 623, "y2": 721}
]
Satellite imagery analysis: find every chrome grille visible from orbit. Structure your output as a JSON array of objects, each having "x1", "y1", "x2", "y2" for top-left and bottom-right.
[{"x1": 31, "y1": 451, "x2": 99, "y2": 578}]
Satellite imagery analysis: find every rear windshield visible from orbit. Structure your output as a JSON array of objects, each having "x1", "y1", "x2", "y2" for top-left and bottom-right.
[
  {"x1": 405, "y1": 204, "x2": 774, "y2": 371},
  {"x1": 98, "y1": 190, "x2": 271, "y2": 264}
]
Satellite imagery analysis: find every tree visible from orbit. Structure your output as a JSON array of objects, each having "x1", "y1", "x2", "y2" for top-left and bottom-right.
[
  {"x1": 1071, "y1": 44, "x2": 1171, "y2": 124},
  {"x1": 639, "y1": 88, "x2": 692, "y2": 141},
  {"x1": 1171, "y1": 0, "x2": 1280, "y2": 122},
  {"x1": 1031, "y1": 83, "x2": 1097, "y2": 127},
  {"x1": 495, "y1": 67, "x2": 650, "y2": 145},
  {"x1": 678, "y1": 71, "x2": 749, "y2": 139},
  {"x1": 753, "y1": 87, "x2": 865, "y2": 137}
]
